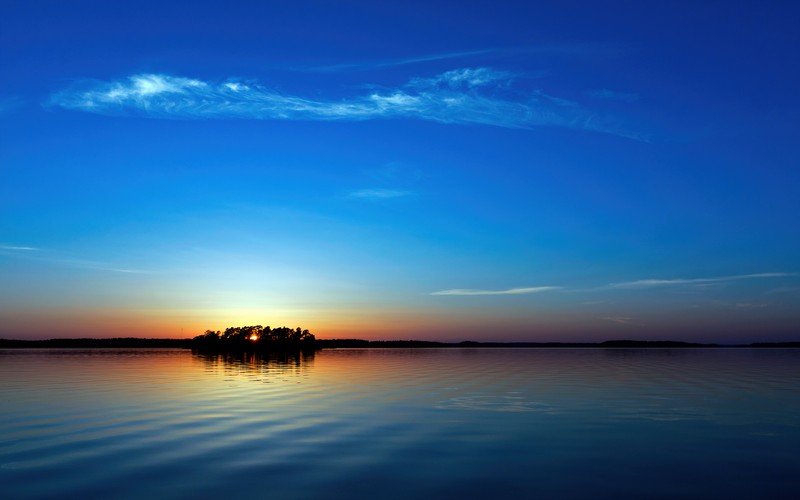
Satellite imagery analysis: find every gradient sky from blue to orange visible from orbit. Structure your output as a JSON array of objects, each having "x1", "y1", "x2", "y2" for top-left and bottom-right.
[{"x1": 1, "y1": 1, "x2": 799, "y2": 342}]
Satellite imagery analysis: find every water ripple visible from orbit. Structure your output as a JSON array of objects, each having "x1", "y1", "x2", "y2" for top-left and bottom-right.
[{"x1": 1, "y1": 347, "x2": 799, "y2": 498}]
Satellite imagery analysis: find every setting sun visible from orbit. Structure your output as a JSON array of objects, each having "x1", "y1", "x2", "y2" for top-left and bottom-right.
[{"x1": 249, "y1": 334, "x2": 259, "y2": 341}]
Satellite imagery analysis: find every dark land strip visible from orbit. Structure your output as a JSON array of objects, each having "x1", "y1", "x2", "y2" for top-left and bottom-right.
[{"x1": 1, "y1": 338, "x2": 798, "y2": 349}]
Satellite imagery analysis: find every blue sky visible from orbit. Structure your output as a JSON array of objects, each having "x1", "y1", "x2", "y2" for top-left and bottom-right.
[{"x1": 1, "y1": 1, "x2": 799, "y2": 342}]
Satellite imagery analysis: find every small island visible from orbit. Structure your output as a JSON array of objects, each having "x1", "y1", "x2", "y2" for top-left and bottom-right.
[{"x1": 191, "y1": 325, "x2": 317, "y2": 353}]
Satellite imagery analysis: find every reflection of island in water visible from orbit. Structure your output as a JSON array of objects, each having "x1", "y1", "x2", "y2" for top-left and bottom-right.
[
  {"x1": 191, "y1": 325, "x2": 317, "y2": 354},
  {"x1": 191, "y1": 330, "x2": 316, "y2": 378},
  {"x1": 194, "y1": 349, "x2": 315, "y2": 371}
]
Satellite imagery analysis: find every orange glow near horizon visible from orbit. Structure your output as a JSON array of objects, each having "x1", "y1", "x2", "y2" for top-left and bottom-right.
[{"x1": 3, "y1": 304, "x2": 796, "y2": 344}]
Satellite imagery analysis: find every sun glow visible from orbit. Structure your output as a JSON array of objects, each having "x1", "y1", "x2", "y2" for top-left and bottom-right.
[{"x1": 249, "y1": 334, "x2": 259, "y2": 341}]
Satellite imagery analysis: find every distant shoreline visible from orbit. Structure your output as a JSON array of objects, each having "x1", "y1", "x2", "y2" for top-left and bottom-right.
[{"x1": 1, "y1": 338, "x2": 799, "y2": 349}]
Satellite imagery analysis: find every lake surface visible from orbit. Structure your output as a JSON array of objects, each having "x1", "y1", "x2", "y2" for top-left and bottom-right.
[{"x1": 1, "y1": 348, "x2": 799, "y2": 499}]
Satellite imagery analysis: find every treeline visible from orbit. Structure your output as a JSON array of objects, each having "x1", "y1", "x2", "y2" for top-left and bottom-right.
[
  {"x1": 191, "y1": 325, "x2": 316, "y2": 352},
  {"x1": 315, "y1": 339, "x2": 720, "y2": 348},
  {"x1": 0, "y1": 338, "x2": 192, "y2": 348}
]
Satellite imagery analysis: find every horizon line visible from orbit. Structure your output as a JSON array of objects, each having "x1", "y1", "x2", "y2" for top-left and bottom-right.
[{"x1": 2, "y1": 337, "x2": 798, "y2": 347}]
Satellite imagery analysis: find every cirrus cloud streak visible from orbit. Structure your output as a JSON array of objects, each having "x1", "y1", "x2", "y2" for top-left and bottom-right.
[
  {"x1": 433, "y1": 272, "x2": 796, "y2": 297},
  {"x1": 606, "y1": 273, "x2": 795, "y2": 289},
  {"x1": 431, "y1": 286, "x2": 562, "y2": 296},
  {"x1": 48, "y1": 69, "x2": 639, "y2": 138},
  {"x1": 347, "y1": 188, "x2": 411, "y2": 200}
]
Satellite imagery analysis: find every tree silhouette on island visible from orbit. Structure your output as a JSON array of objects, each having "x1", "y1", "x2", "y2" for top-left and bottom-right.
[{"x1": 191, "y1": 325, "x2": 317, "y2": 352}]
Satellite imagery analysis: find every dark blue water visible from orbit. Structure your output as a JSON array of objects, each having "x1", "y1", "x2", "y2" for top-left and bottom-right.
[{"x1": 1, "y1": 348, "x2": 798, "y2": 499}]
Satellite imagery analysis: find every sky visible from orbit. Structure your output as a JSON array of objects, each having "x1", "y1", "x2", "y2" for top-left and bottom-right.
[{"x1": 1, "y1": 1, "x2": 799, "y2": 343}]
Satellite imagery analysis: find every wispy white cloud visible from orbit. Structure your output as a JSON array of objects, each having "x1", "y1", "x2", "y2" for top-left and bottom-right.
[
  {"x1": 0, "y1": 244, "x2": 38, "y2": 251},
  {"x1": 298, "y1": 44, "x2": 629, "y2": 73},
  {"x1": 347, "y1": 188, "x2": 411, "y2": 200},
  {"x1": 56, "y1": 258, "x2": 147, "y2": 274},
  {"x1": 0, "y1": 244, "x2": 146, "y2": 274},
  {"x1": 49, "y1": 70, "x2": 640, "y2": 138},
  {"x1": 350, "y1": 162, "x2": 420, "y2": 202},
  {"x1": 431, "y1": 286, "x2": 561, "y2": 296},
  {"x1": 434, "y1": 273, "x2": 795, "y2": 298},
  {"x1": 606, "y1": 273, "x2": 794, "y2": 289},
  {"x1": 408, "y1": 67, "x2": 515, "y2": 90},
  {"x1": 301, "y1": 49, "x2": 496, "y2": 72}
]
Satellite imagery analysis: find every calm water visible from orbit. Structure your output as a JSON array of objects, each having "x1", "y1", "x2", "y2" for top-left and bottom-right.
[{"x1": 1, "y1": 348, "x2": 799, "y2": 499}]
